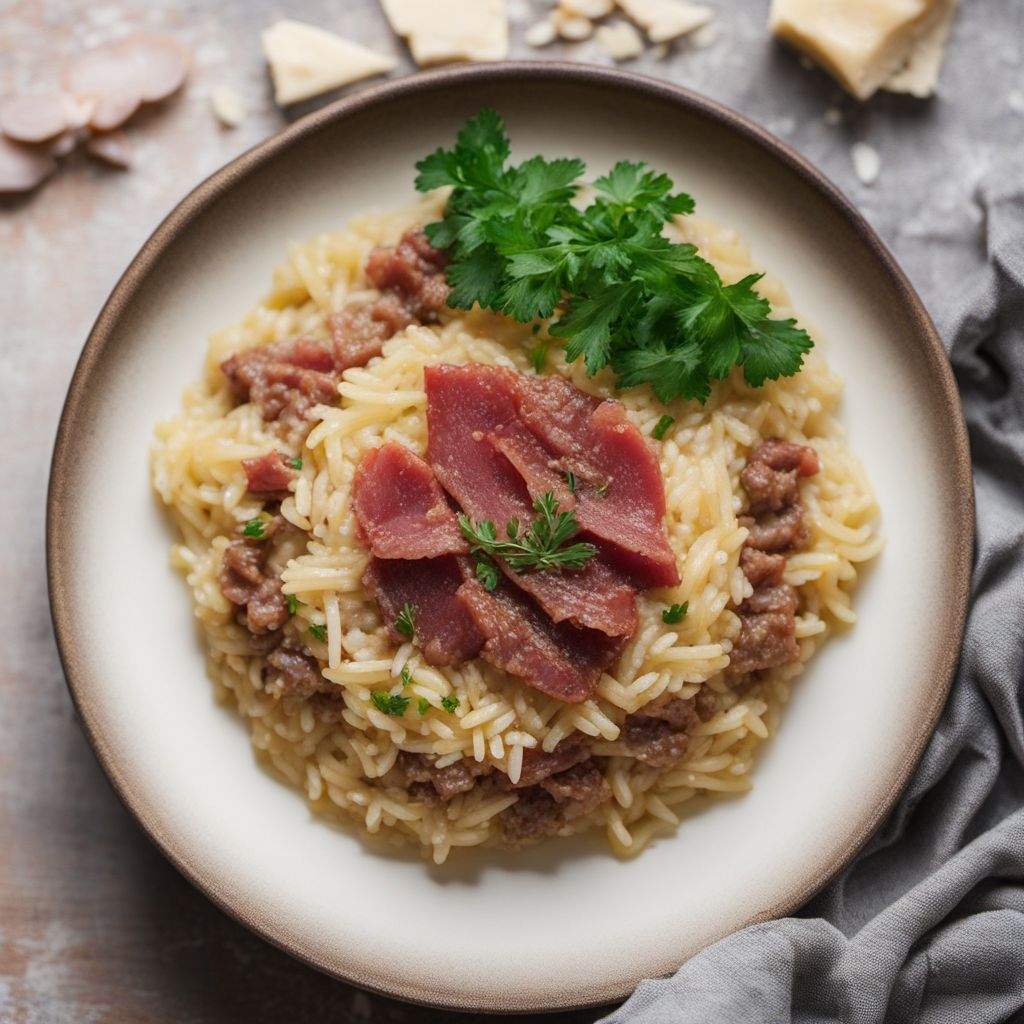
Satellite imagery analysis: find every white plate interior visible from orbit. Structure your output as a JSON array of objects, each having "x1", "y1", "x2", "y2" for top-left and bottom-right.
[{"x1": 53, "y1": 73, "x2": 963, "y2": 1011}]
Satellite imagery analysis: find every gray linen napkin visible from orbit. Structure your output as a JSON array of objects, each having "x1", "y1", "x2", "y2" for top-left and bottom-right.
[{"x1": 601, "y1": 179, "x2": 1024, "y2": 1023}]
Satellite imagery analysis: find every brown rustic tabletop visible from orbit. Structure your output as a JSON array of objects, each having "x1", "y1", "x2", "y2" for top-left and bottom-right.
[{"x1": 3, "y1": 0, "x2": 1021, "y2": 1020}]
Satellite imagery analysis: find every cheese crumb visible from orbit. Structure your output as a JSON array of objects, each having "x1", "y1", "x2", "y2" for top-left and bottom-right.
[
  {"x1": 615, "y1": 0, "x2": 713, "y2": 44},
  {"x1": 209, "y1": 87, "x2": 244, "y2": 128},
  {"x1": 524, "y1": 19, "x2": 558, "y2": 47},
  {"x1": 380, "y1": 0, "x2": 508, "y2": 65},
  {"x1": 261, "y1": 20, "x2": 396, "y2": 105},
  {"x1": 595, "y1": 20, "x2": 645, "y2": 60},
  {"x1": 770, "y1": 0, "x2": 956, "y2": 101},
  {"x1": 851, "y1": 141, "x2": 881, "y2": 186},
  {"x1": 562, "y1": 0, "x2": 614, "y2": 16},
  {"x1": 559, "y1": 15, "x2": 594, "y2": 40}
]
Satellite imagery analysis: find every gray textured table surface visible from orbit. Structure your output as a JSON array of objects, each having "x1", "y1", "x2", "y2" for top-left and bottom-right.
[{"x1": 2, "y1": 1, "x2": 1022, "y2": 1021}]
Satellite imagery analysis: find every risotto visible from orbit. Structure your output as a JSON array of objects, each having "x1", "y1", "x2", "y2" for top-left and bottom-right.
[{"x1": 152, "y1": 190, "x2": 882, "y2": 864}]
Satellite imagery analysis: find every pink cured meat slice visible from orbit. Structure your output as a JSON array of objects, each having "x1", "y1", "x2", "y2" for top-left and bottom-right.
[
  {"x1": 362, "y1": 555, "x2": 482, "y2": 667},
  {"x1": 456, "y1": 577, "x2": 624, "y2": 704},
  {"x1": 512, "y1": 376, "x2": 680, "y2": 588},
  {"x1": 424, "y1": 363, "x2": 637, "y2": 638},
  {"x1": 353, "y1": 443, "x2": 468, "y2": 560}
]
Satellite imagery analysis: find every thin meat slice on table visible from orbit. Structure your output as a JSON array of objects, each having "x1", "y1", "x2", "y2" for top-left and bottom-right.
[
  {"x1": 731, "y1": 439, "x2": 820, "y2": 677},
  {"x1": 456, "y1": 576, "x2": 624, "y2": 704},
  {"x1": 362, "y1": 555, "x2": 483, "y2": 667},
  {"x1": 424, "y1": 363, "x2": 637, "y2": 638},
  {"x1": 353, "y1": 442, "x2": 468, "y2": 560}
]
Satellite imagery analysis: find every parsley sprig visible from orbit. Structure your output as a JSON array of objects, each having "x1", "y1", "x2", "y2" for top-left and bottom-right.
[
  {"x1": 415, "y1": 110, "x2": 812, "y2": 404},
  {"x1": 458, "y1": 492, "x2": 596, "y2": 587}
]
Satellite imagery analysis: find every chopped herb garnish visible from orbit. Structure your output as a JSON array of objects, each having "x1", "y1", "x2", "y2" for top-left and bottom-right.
[
  {"x1": 289, "y1": 457, "x2": 303, "y2": 470},
  {"x1": 242, "y1": 517, "x2": 266, "y2": 539},
  {"x1": 395, "y1": 602, "x2": 416, "y2": 641},
  {"x1": 400, "y1": 666, "x2": 416, "y2": 688},
  {"x1": 529, "y1": 340, "x2": 548, "y2": 373},
  {"x1": 285, "y1": 594, "x2": 303, "y2": 615},
  {"x1": 371, "y1": 691, "x2": 411, "y2": 716},
  {"x1": 596, "y1": 482, "x2": 609, "y2": 498},
  {"x1": 662, "y1": 601, "x2": 689, "y2": 625},
  {"x1": 308, "y1": 623, "x2": 327, "y2": 642},
  {"x1": 441, "y1": 694, "x2": 461, "y2": 713},
  {"x1": 415, "y1": 110, "x2": 812, "y2": 404},
  {"x1": 417, "y1": 697, "x2": 431, "y2": 716},
  {"x1": 474, "y1": 552, "x2": 500, "y2": 591},
  {"x1": 459, "y1": 492, "x2": 596, "y2": 576},
  {"x1": 652, "y1": 414, "x2": 675, "y2": 441},
  {"x1": 564, "y1": 470, "x2": 577, "y2": 494}
]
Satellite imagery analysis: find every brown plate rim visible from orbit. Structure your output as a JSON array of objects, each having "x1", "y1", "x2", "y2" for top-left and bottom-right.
[{"x1": 46, "y1": 60, "x2": 975, "y2": 1013}]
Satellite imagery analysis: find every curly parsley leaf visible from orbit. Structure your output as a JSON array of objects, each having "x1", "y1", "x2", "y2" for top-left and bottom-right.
[
  {"x1": 308, "y1": 623, "x2": 327, "y2": 642},
  {"x1": 285, "y1": 594, "x2": 303, "y2": 615},
  {"x1": 441, "y1": 694, "x2": 460, "y2": 714},
  {"x1": 371, "y1": 691, "x2": 410, "y2": 716},
  {"x1": 415, "y1": 110, "x2": 813, "y2": 404},
  {"x1": 459, "y1": 492, "x2": 596, "y2": 576},
  {"x1": 418, "y1": 697, "x2": 431, "y2": 716}
]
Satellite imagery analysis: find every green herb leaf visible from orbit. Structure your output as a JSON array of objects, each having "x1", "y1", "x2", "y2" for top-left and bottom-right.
[
  {"x1": 395, "y1": 602, "x2": 416, "y2": 641},
  {"x1": 400, "y1": 666, "x2": 416, "y2": 688},
  {"x1": 564, "y1": 470, "x2": 577, "y2": 494},
  {"x1": 652, "y1": 414, "x2": 675, "y2": 440},
  {"x1": 529, "y1": 339, "x2": 548, "y2": 373},
  {"x1": 662, "y1": 601, "x2": 689, "y2": 625},
  {"x1": 459, "y1": 492, "x2": 597, "y2": 576},
  {"x1": 289, "y1": 457, "x2": 303, "y2": 470},
  {"x1": 474, "y1": 552, "x2": 500, "y2": 591},
  {"x1": 243, "y1": 517, "x2": 266, "y2": 539},
  {"x1": 415, "y1": 110, "x2": 813, "y2": 404},
  {"x1": 417, "y1": 697, "x2": 431, "y2": 716},
  {"x1": 308, "y1": 623, "x2": 327, "y2": 642},
  {"x1": 441, "y1": 694, "x2": 461, "y2": 713},
  {"x1": 596, "y1": 482, "x2": 609, "y2": 498},
  {"x1": 370, "y1": 691, "x2": 411, "y2": 716},
  {"x1": 285, "y1": 594, "x2": 303, "y2": 615}
]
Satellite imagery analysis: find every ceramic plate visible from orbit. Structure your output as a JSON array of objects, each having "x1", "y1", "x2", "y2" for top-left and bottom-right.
[{"x1": 48, "y1": 64, "x2": 973, "y2": 1012}]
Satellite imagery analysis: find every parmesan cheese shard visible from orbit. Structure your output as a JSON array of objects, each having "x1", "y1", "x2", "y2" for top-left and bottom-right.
[
  {"x1": 261, "y1": 20, "x2": 397, "y2": 105},
  {"x1": 883, "y1": 0, "x2": 957, "y2": 97},
  {"x1": 615, "y1": 0, "x2": 713, "y2": 44},
  {"x1": 380, "y1": 0, "x2": 508, "y2": 65},
  {"x1": 769, "y1": 0, "x2": 956, "y2": 101},
  {"x1": 595, "y1": 20, "x2": 645, "y2": 60}
]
